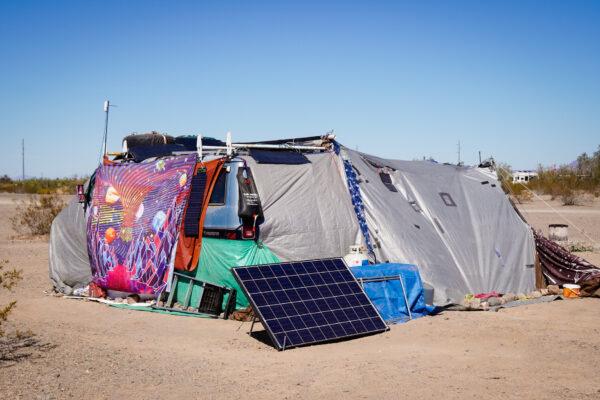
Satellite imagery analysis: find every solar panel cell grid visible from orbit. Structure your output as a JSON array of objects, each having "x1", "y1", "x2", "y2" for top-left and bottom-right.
[{"x1": 233, "y1": 258, "x2": 387, "y2": 350}]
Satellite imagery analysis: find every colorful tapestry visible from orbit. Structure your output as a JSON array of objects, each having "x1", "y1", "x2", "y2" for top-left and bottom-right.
[{"x1": 87, "y1": 155, "x2": 196, "y2": 295}]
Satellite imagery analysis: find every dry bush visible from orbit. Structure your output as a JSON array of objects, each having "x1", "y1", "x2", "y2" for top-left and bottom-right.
[
  {"x1": 515, "y1": 189, "x2": 534, "y2": 203},
  {"x1": 561, "y1": 189, "x2": 580, "y2": 206},
  {"x1": 569, "y1": 242, "x2": 595, "y2": 252},
  {"x1": 0, "y1": 260, "x2": 22, "y2": 337},
  {"x1": 500, "y1": 179, "x2": 533, "y2": 203},
  {"x1": 0, "y1": 175, "x2": 86, "y2": 194},
  {"x1": 10, "y1": 194, "x2": 66, "y2": 236}
]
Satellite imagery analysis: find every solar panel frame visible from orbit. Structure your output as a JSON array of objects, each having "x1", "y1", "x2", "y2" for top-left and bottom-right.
[
  {"x1": 183, "y1": 170, "x2": 207, "y2": 237},
  {"x1": 232, "y1": 258, "x2": 388, "y2": 350}
]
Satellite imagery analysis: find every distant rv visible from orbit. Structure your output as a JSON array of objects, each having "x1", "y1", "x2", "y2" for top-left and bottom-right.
[{"x1": 512, "y1": 170, "x2": 538, "y2": 183}]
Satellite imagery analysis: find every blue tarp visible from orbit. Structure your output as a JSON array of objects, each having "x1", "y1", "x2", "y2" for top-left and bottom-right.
[{"x1": 351, "y1": 263, "x2": 434, "y2": 323}]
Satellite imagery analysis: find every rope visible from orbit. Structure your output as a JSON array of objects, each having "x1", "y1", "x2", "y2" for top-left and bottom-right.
[{"x1": 497, "y1": 166, "x2": 599, "y2": 248}]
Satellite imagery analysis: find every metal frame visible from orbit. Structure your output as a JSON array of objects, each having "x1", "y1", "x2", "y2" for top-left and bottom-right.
[
  {"x1": 357, "y1": 274, "x2": 412, "y2": 320},
  {"x1": 193, "y1": 133, "x2": 329, "y2": 159},
  {"x1": 154, "y1": 271, "x2": 236, "y2": 319}
]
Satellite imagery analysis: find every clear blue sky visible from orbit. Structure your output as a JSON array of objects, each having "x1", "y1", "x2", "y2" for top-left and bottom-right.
[{"x1": 1, "y1": 1, "x2": 599, "y2": 178}]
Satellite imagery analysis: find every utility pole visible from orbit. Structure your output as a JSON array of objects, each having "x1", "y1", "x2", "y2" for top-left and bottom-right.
[
  {"x1": 457, "y1": 141, "x2": 462, "y2": 166},
  {"x1": 478, "y1": 150, "x2": 482, "y2": 165},
  {"x1": 21, "y1": 139, "x2": 25, "y2": 180}
]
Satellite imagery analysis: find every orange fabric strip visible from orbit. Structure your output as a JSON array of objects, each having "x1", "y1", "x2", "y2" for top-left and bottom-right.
[{"x1": 174, "y1": 158, "x2": 225, "y2": 271}]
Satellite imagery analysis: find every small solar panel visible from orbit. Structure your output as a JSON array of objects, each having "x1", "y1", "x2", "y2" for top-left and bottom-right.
[
  {"x1": 250, "y1": 149, "x2": 310, "y2": 165},
  {"x1": 183, "y1": 171, "x2": 207, "y2": 236},
  {"x1": 232, "y1": 258, "x2": 388, "y2": 350}
]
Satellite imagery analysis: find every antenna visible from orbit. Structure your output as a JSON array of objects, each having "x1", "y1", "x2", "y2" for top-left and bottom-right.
[
  {"x1": 101, "y1": 100, "x2": 116, "y2": 160},
  {"x1": 102, "y1": 100, "x2": 110, "y2": 157},
  {"x1": 21, "y1": 139, "x2": 25, "y2": 181}
]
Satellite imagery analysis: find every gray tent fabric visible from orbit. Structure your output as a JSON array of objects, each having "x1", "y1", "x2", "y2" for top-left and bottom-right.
[
  {"x1": 341, "y1": 147, "x2": 535, "y2": 304},
  {"x1": 244, "y1": 152, "x2": 362, "y2": 261},
  {"x1": 49, "y1": 197, "x2": 91, "y2": 294}
]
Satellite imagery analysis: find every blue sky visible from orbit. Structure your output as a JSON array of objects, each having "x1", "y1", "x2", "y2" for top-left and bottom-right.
[{"x1": 1, "y1": 1, "x2": 599, "y2": 178}]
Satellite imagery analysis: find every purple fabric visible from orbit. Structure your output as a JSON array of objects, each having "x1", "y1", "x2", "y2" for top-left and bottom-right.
[{"x1": 86, "y1": 156, "x2": 196, "y2": 295}]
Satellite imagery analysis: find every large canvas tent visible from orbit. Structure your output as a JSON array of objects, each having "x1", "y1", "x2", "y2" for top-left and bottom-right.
[{"x1": 49, "y1": 134, "x2": 536, "y2": 306}]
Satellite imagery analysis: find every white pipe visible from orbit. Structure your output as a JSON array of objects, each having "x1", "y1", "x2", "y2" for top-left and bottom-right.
[
  {"x1": 196, "y1": 134, "x2": 203, "y2": 159},
  {"x1": 226, "y1": 131, "x2": 233, "y2": 156},
  {"x1": 205, "y1": 143, "x2": 326, "y2": 151}
]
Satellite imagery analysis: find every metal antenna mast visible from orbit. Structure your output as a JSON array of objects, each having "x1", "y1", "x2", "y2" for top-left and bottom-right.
[{"x1": 101, "y1": 100, "x2": 111, "y2": 158}]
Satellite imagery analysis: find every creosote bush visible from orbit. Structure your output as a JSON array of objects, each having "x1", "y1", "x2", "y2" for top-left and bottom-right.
[
  {"x1": 10, "y1": 194, "x2": 66, "y2": 236},
  {"x1": 0, "y1": 260, "x2": 23, "y2": 337}
]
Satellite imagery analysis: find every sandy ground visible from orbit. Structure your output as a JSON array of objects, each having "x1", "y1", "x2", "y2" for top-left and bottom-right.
[{"x1": 1, "y1": 194, "x2": 600, "y2": 399}]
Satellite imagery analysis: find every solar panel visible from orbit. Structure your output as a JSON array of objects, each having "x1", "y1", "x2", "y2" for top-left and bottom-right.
[
  {"x1": 232, "y1": 258, "x2": 388, "y2": 350},
  {"x1": 183, "y1": 170, "x2": 207, "y2": 236},
  {"x1": 249, "y1": 149, "x2": 310, "y2": 165}
]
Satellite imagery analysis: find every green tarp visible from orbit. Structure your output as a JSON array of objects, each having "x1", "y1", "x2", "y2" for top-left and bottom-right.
[{"x1": 175, "y1": 238, "x2": 280, "y2": 310}]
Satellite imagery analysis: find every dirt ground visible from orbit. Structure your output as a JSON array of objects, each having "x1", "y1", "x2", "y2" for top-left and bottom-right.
[{"x1": 1, "y1": 194, "x2": 600, "y2": 400}]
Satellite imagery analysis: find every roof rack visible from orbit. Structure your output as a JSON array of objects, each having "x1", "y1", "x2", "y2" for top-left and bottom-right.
[{"x1": 188, "y1": 132, "x2": 335, "y2": 159}]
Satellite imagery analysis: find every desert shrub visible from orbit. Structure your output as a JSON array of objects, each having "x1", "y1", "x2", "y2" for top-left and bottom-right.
[
  {"x1": 496, "y1": 166, "x2": 534, "y2": 203},
  {"x1": 10, "y1": 194, "x2": 66, "y2": 236},
  {"x1": 569, "y1": 242, "x2": 595, "y2": 252},
  {"x1": 0, "y1": 176, "x2": 86, "y2": 195},
  {"x1": 560, "y1": 188, "x2": 580, "y2": 206},
  {"x1": 516, "y1": 189, "x2": 534, "y2": 203},
  {"x1": 0, "y1": 260, "x2": 22, "y2": 337}
]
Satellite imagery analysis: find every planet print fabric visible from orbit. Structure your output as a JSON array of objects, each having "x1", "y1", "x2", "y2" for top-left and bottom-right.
[{"x1": 87, "y1": 155, "x2": 196, "y2": 295}]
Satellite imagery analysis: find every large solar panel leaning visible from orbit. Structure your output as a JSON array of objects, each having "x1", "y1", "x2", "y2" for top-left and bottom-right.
[{"x1": 232, "y1": 258, "x2": 388, "y2": 350}]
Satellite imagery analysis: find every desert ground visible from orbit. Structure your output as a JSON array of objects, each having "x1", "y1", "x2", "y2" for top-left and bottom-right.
[{"x1": 1, "y1": 193, "x2": 600, "y2": 400}]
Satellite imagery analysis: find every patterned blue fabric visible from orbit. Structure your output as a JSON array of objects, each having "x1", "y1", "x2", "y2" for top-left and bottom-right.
[{"x1": 333, "y1": 142, "x2": 374, "y2": 257}]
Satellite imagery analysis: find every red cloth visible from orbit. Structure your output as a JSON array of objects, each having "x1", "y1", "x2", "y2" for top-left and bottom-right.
[
  {"x1": 88, "y1": 282, "x2": 106, "y2": 298},
  {"x1": 474, "y1": 291, "x2": 502, "y2": 300},
  {"x1": 174, "y1": 158, "x2": 224, "y2": 271}
]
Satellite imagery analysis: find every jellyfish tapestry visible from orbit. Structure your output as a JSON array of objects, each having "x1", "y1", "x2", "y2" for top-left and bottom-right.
[{"x1": 87, "y1": 155, "x2": 196, "y2": 295}]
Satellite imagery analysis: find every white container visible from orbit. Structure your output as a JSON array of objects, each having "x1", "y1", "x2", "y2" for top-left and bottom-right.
[
  {"x1": 549, "y1": 224, "x2": 568, "y2": 242},
  {"x1": 343, "y1": 245, "x2": 368, "y2": 267}
]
